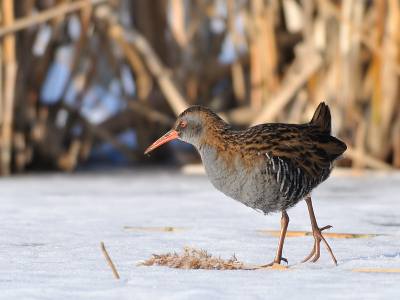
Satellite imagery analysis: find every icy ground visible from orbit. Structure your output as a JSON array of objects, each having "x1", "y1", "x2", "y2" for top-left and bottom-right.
[{"x1": 0, "y1": 169, "x2": 399, "y2": 299}]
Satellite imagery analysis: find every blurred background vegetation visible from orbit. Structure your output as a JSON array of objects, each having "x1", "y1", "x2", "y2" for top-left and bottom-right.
[{"x1": 0, "y1": 0, "x2": 398, "y2": 175}]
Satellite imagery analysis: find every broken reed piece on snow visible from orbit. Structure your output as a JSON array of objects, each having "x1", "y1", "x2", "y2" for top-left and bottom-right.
[
  {"x1": 257, "y1": 230, "x2": 386, "y2": 239},
  {"x1": 124, "y1": 226, "x2": 187, "y2": 232},
  {"x1": 352, "y1": 269, "x2": 400, "y2": 273},
  {"x1": 124, "y1": 227, "x2": 383, "y2": 239},
  {"x1": 100, "y1": 242, "x2": 120, "y2": 279},
  {"x1": 138, "y1": 248, "x2": 246, "y2": 270}
]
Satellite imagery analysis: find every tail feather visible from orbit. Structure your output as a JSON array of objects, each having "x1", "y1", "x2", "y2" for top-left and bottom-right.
[
  {"x1": 309, "y1": 102, "x2": 347, "y2": 162},
  {"x1": 310, "y1": 102, "x2": 331, "y2": 134}
]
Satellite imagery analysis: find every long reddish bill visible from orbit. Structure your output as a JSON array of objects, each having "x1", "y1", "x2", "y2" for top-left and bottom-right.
[{"x1": 144, "y1": 130, "x2": 179, "y2": 154}]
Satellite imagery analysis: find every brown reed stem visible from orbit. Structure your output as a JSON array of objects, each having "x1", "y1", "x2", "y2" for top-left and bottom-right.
[
  {"x1": 100, "y1": 242, "x2": 120, "y2": 279},
  {"x1": 0, "y1": 0, "x2": 112, "y2": 37}
]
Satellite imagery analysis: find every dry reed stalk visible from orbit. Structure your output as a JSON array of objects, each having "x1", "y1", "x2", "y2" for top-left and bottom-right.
[
  {"x1": 57, "y1": 139, "x2": 82, "y2": 172},
  {"x1": 345, "y1": 146, "x2": 392, "y2": 170},
  {"x1": 338, "y1": 0, "x2": 352, "y2": 113},
  {"x1": 366, "y1": 0, "x2": 400, "y2": 160},
  {"x1": 249, "y1": 41, "x2": 262, "y2": 109},
  {"x1": 0, "y1": 47, "x2": 2, "y2": 125},
  {"x1": 231, "y1": 61, "x2": 246, "y2": 105},
  {"x1": 108, "y1": 24, "x2": 152, "y2": 102},
  {"x1": 95, "y1": 20, "x2": 174, "y2": 128},
  {"x1": 185, "y1": 10, "x2": 200, "y2": 44},
  {"x1": 100, "y1": 242, "x2": 120, "y2": 279},
  {"x1": 300, "y1": 0, "x2": 313, "y2": 40},
  {"x1": 56, "y1": 5, "x2": 94, "y2": 114},
  {"x1": 97, "y1": 17, "x2": 174, "y2": 155},
  {"x1": 352, "y1": 119, "x2": 367, "y2": 170},
  {"x1": 251, "y1": 0, "x2": 268, "y2": 103},
  {"x1": 265, "y1": 3, "x2": 279, "y2": 92},
  {"x1": 49, "y1": 0, "x2": 73, "y2": 36},
  {"x1": 342, "y1": 0, "x2": 363, "y2": 129},
  {"x1": 392, "y1": 118, "x2": 400, "y2": 168},
  {"x1": 169, "y1": 0, "x2": 187, "y2": 48},
  {"x1": 31, "y1": 107, "x2": 48, "y2": 143},
  {"x1": 283, "y1": 0, "x2": 304, "y2": 35},
  {"x1": 319, "y1": 0, "x2": 400, "y2": 76},
  {"x1": 13, "y1": 132, "x2": 26, "y2": 173},
  {"x1": 126, "y1": 101, "x2": 175, "y2": 128},
  {"x1": 360, "y1": 59, "x2": 374, "y2": 103},
  {"x1": 287, "y1": 89, "x2": 308, "y2": 124},
  {"x1": 123, "y1": 27, "x2": 189, "y2": 116},
  {"x1": 242, "y1": 7, "x2": 262, "y2": 108},
  {"x1": 186, "y1": 76, "x2": 198, "y2": 104},
  {"x1": 71, "y1": 5, "x2": 93, "y2": 72},
  {"x1": 259, "y1": 3, "x2": 279, "y2": 99},
  {"x1": 251, "y1": 49, "x2": 322, "y2": 126},
  {"x1": 1, "y1": 0, "x2": 17, "y2": 176},
  {"x1": 227, "y1": 0, "x2": 246, "y2": 105},
  {"x1": 367, "y1": 1, "x2": 385, "y2": 159},
  {"x1": 80, "y1": 138, "x2": 93, "y2": 161},
  {"x1": 138, "y1": 248, "x2": 246, "y2": 270},
  {"x1": 85, "y1": 120, "x2": 137, "y2": 162},
  {"x1": 0, "y1": 0, "x2": 112, "y2": 37},
  {"x1": 225, "y1": 106, "x2": 258, "y2": 126},
  {"x1": 368, "y1": 57, "x2": 382, "y2": 153}
]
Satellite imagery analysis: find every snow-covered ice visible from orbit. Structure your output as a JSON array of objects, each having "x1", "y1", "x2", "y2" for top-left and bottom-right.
[{"x1": 0, "y1": 169, "x2": 399, "y2": 299}]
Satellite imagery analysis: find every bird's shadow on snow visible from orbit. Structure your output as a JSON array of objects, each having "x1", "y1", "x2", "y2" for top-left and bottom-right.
[
  {"x1": 339, "y1": 251, "x2": 400, "y2": 264},
  {"x1": 380, "y1": 252, "x2": 400, "y2": 258}
]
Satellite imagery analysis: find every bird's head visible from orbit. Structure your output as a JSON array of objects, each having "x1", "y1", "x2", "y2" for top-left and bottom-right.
[{"x1": 144, "y1": 105, "x2": 228, "y2": 155}]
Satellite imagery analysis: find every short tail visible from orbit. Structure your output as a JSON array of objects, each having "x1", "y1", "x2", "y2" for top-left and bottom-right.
[
  {"x1": 310, "y1": 102, "x2": 331, "y2": 134},
  {"x1": 309, "y1": 102, "x2": 347, "y2": 162}
]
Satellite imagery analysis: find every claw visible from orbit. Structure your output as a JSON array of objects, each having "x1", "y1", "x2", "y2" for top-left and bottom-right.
[{"x1": 261, "y1": 257, "x2": 288, "y2": 268}]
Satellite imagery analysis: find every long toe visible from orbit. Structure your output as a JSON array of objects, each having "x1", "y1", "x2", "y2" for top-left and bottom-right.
[
  {"x1": 302, "y1": 227, "x2": 337, "y2": 265},
  {"x1": 310, "y1": 239, "x2": 321, "y2": 262},
  {"x1": 320, "y1": 225, "x2": 333, "y2": 231},
  {"x1": 320, "y1": 235, "x2": 337, "y2": 265},
  {"x1": 301, "y1": 243, "x2": 316, "y2": 263}
]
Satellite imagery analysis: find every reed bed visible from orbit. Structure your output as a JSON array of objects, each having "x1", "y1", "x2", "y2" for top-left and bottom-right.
[{"x1": 0, "y1": 0, "x2": 398, "y2": 175}]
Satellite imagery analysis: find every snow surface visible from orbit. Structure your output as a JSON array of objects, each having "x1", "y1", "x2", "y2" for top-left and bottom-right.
[{"x1": 0, "y1": 169, "x2": 399, "y2": 299}]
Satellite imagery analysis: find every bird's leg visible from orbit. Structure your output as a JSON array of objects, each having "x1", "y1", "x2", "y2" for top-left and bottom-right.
[
  {"x1": 301, "y1": 196, "x2": 337, "y2": 265},
  {"x1": 262, "y1": 211, "x2": 289, "y2": 267}
]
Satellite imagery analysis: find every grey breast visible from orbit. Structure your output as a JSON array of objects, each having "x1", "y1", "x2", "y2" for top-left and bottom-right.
[{"x1": 198, "y1": 145, "x2": 290, "y2": 214}]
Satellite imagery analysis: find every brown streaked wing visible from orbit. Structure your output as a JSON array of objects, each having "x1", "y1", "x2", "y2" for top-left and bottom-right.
[{"x1": 240, "y1": 124, "x2": 346, "y2": 179}]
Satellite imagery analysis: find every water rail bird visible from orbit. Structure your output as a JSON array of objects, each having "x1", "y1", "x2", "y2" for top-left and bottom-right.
[{"x1": 145, "y1": 102, "x2": 347, "y2": 266}]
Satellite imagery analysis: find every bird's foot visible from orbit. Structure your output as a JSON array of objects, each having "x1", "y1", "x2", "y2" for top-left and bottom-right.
[
  {"x1": 261, "y1": 257, "x2": 288, "y2": 268},
  {"x1": 301, "y1": 225, "x2": 337, "y2": 265}
]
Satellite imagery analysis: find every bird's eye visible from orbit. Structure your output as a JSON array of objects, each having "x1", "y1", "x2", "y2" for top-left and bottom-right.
[{"x1": 180, "y1": 121, "x2": 186, "y2": 127}]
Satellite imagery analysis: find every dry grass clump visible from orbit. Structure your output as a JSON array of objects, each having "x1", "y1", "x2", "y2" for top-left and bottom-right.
[{"x1": 138, "y1": 247, "x2": 246, "y2": 270}]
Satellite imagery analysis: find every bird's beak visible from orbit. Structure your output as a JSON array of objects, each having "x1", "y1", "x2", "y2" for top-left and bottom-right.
[{"x1": 144, "y1": 129, "x2": 179, "y2": 154}]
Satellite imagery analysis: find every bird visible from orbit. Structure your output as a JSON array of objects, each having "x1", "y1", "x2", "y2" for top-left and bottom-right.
[{"x1": 145, "y1": 102, "x2": 347, "y2": 266}]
